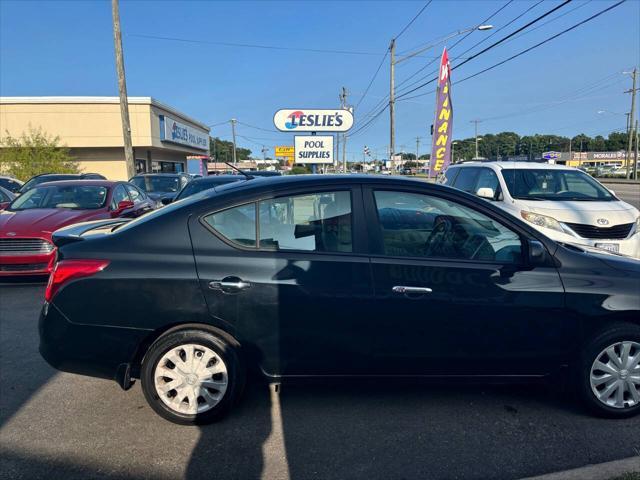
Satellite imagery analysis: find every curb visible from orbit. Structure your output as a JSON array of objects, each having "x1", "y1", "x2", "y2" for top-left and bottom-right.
[{"x1": 521, "y1": 456, "x2": 640, "y2": 480}]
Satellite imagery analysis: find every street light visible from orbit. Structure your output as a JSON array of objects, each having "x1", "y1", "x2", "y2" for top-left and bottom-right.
[
  {"x1": 451, "y1": 141, "x2": 458, "y2": 164},
  {"x1": 388, "y1": 24, "x2": 493, "y2": 159}
]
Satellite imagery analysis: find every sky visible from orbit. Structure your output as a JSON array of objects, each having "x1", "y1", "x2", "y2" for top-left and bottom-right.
[{"x1": 1, "y1": 0, "x2": 639, "y2": 161}]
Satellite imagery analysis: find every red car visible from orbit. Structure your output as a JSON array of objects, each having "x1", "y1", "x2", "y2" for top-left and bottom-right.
[{"x1": 0, "y1": 180, "x2": 156, "y2": 276}]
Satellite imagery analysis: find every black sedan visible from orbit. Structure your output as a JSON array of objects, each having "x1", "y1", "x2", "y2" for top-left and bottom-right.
[{"x1": 39, "y1": 175, "x2": 640, "y2": 424}]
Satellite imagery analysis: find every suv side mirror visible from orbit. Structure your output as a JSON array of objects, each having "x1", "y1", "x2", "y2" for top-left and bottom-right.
[
  {"x1": 476, "y1": 187, "x2": 495, "y2": 200},
  {"x1": 161, "y1": 196, "x2": 174, "y2": 205},
  {"x1": 528, "y1": 240, "x2": 549, "y2": 265}
]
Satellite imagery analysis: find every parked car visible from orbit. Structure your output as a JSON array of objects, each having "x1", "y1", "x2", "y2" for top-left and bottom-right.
[
  {"x1": 440, "y1": 162, "x2": 640, "y2": 258},
  {"x1": 40, "y1": 175, "x2": 640, "y2": 424},
  {"x1": 0, "y1": 175, "x2": 24, "y2": 194},
  {"x1": 173, "y1": 175, "x2": 245, "y2": 202},
  {"x1": 0, "y1": 180, "x2": 154, "y2": 276},
  {"x1": 19, "y1": 173, "x2": 106, "y2": 194},
  {"x1": 0, "y1": 186, "x2": 15, "y2": 209},
  {"x1": 130, "y1": 173, "x2": 192, "y2": 205}
]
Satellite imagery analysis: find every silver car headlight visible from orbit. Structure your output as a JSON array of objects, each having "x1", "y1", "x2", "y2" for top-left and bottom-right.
[{"x1": 520, "y1": 210, "x2": 564, "y2": 233}]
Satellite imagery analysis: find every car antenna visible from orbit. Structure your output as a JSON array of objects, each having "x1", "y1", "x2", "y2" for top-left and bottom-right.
[{"x1": 224, "y1": 162, "x2": 254, "y2": 180}]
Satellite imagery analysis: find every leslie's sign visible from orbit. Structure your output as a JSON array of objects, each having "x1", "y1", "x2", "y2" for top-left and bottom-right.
[
  {"x1": 160, "y1": 115, "x2": 209, "y2": 151},
  {"x1": 273, "y1": 109, "x2": 353, "y2": 132}
]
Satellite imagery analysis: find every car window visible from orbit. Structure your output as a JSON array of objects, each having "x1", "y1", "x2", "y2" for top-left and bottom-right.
[
  {"x1": 9, "y1": 185, "x2": 108, "y2": 210},
  {"x1": 451, "y1": 167, "x2": 480, "y2": 193},
  {"x1": 204, "y1": 203, "x2": 257, "y2": 247},
  {"x1": 258, "y1": 191, "x2": 352, "y2": 253},
  {"x1": 111, "y1": 185, "x2": 130, "y2": 209},
  {"x1": 475, "y1": 168, "x2": 500, "y2": 197},
  {"x1": 0, "y1": 188, "x2": 10, "y2": 202},
  {"x1": 125, "y1": 184, "x2": 144, "y2": 204},
  {"x1": 373, "y1": 190, "x2": 522, "y2": 263},
  {"x1": 442, "y1": 167, "x2": 459, "y2": 186}
]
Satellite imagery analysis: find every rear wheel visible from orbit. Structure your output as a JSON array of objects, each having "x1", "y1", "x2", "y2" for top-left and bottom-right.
[
  {"x1": 141, "y1": 329, "x2": 243, "y2": 425},
  {"x1": 578, "y1": 323, "x2": 640, "y2": 418}
]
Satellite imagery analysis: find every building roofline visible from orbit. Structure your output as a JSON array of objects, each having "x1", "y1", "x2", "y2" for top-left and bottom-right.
[{"x1": 0, "y1": 96, "x2": 210, "y2": 132}]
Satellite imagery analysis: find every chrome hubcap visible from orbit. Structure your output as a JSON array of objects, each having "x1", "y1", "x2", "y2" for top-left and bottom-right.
[
  {"x1": 154, "y1": 344, "x2": 228, "y2": 415},
  {"x1": 590, "y1": 341, "x2": 640, "y2": 409}
]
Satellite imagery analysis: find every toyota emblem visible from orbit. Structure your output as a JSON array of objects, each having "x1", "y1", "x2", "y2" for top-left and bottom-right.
[{"x1": 596, "y1": 218, "x2": 609, "y2": 226}]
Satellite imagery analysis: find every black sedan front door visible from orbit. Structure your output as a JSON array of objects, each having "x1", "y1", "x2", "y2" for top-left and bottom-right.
[{"x1": 363, "y1": 186, "x2": 568, "y2": 376}]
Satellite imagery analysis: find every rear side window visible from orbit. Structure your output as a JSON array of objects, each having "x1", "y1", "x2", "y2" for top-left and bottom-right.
[
  {"x1": 204, "y1": 204, "x2": 257, "y2": 247},
  {"x1": 259, "y1": 191, "x2": 352, "y2": 252},
  {"x1": 202, "y1": 190, "x2": 353, "y2": 253},
  {"x1": 451, "y1": 167, "x2": 480, "y2": 193}
]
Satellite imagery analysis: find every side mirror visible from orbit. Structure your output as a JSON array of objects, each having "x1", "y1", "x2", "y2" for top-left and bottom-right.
[
  {"x1": 476, "y1": 187, "x2": 495, "y2": 200},
  {"x1": 528, "y1": 240, "x2": 549, "y2": 265},
  {"x1": 161, "y1": 196, "x2": 174, "y2": 205},
  {"x1": 608, "y1": 189, "x2": 615, "y2": 195},
  {"x1": 117, "y1": 200, "x2": 134, "y2": 211}
]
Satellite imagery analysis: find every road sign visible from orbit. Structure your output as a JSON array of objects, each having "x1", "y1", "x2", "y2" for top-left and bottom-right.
[
  {"x1": 294, "y1": 136, "x2": 334, "y2": 164},
  {"x1": 274, "y1": 109, "x2": 353, "y2": 132},
  {"x1": 275, "y1": 146, "x2": 294, "y2": 157}
]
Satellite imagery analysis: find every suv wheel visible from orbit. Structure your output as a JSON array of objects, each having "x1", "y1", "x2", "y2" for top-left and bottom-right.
[
  {"x1": 141, "y1": 329, "x2": 242, "y2": 425},
  {"x1": 579, "y1": 323, "x2": 640, "y2": 418}
]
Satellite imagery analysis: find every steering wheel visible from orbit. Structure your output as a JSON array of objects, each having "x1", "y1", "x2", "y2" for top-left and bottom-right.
[{"x1": 424, "y1": 216, "x2": 454, "y2": 257}]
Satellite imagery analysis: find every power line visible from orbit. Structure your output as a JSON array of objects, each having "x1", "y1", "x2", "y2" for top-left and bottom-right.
[
  {"x1": 395, "y1": 0, "x2": 515, "y2": 92},
  {"x1": 453, "y1": 1, "x2": 627, "y2": 86},
  {"x1": 356, "y1": 49, "x2": 389, "y2": 110},
  {"x1": 395, "y1": 1, "x2": 433, "y2": 40},
  {"x1": 235, "y1": 120, "x2": 281, "y2": 133},
  {"x1": 128, "y1": 33, "x2": 386, "y2": 57},
  {"x1": 395, "y1": 0, "x2": 582, "y2": 100}
]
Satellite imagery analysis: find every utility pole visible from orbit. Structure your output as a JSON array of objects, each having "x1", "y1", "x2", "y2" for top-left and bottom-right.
[
  {"x1": 471, "y1": 119, "x2": 482, "y2": 159},
  {"x1": 634, "y1": 120, "x2": 638, "y2": 180},
  {"x1": 416, "y1": 136, "x2": 420, "y2": 163},
  {"x1": 111, "y1": 0, "x2": 135, "y2": 179},
  {"x1": 625, "y1": 68, "x2": 637, "y2": 178},
  {"x1": 230, "y1": 118, "x2": 238, "y2": 164},
  {"x1": 389, "y1": 39, "x2": 396, "y2": 160},
  {"x1": 339, "y1": 87, "x2": 349, "y2": 173}
]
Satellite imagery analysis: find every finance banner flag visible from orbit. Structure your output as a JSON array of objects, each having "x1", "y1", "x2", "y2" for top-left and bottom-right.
[{"x1": 429, "y1": 47, "x2": 453, "y2": 176}]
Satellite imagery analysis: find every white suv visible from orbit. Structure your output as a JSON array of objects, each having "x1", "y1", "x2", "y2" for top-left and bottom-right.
[{"x1": 439, "y1": 161, "x2": 640, "y2": 258}]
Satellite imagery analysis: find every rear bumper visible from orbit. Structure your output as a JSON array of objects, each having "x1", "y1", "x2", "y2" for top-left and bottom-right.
[
  {"x1": 39, "y1": 302, "x2": 151, "y2": 383},
  {"x1": 0, "y1": 251, "x2": 56, "y2": 276}
]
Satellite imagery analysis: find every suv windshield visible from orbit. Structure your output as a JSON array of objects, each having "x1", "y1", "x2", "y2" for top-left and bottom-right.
[
  {"x1": 131, "y1": 176, "x2": 180, "y2": 193},
  {"x1": 501, "y1": 169, "x2": 615, "y2": 201},
  {"x1": 9, "y1": 184, "x2": 108, "y2": 210}
]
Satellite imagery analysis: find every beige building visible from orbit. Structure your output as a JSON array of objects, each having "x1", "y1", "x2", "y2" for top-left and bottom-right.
[{"x1": 0, "y1": 97, "x2": 210, "y2": 180}]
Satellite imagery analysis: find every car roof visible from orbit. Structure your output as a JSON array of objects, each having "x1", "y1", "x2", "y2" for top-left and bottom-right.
[
  {"x1": 190, "y1": 175, "x2": 244, "y2": 183},
  {"x1": 34, "y1": 180, "x2": 121, "y2": 188},
  {"x1": 132, "y1": 173, "x2": 187, "y2": 177},
  {"x1": 449, "y1": 161, "x2": 579, "y2": 171}
]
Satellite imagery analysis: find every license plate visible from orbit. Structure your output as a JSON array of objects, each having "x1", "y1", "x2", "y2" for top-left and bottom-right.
[{"x1": 595, "y1": 243, "x2": 619, "y2": 253}]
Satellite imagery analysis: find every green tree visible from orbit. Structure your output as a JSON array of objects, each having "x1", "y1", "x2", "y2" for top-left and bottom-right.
[
  {"x1": 0, "y1": 127, "x2": 79, "y2": 181},
  {"x1": 289, "y1": 165, "x2": 311, "y2": 175},
  {"x1": 209, "y1": 137, "x2": 252, "y2": 162}
]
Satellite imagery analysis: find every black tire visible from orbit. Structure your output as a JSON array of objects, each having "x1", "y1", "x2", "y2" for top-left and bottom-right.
[
  {"x1": 141, "y1": 329, "x2": 244, "y2": 425},
  {"x1": 578, "y1": 322, "x2": 640, "y2": 418}
]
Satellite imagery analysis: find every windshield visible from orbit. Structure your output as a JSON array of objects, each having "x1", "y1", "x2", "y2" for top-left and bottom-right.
[
  {"x1": 175, "y1": 178, "x2": 241, "y2": 200},
  {"x1": 501, "y1": 169, "x2": 615, "y2": 201},
  {"x1": 10, "y1": 184, "x2": 108, "y2": 210},
  {"x1": 131, "y1": 176, "x2": 180, "y2": 193}
]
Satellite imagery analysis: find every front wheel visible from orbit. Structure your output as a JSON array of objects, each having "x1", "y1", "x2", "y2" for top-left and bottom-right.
[
  {"x1": 141, "y1": 329, "x2": 243, "y2": 425},
  {"x1": 578, "y1": 323, "x2": 640, "y2": 418}
]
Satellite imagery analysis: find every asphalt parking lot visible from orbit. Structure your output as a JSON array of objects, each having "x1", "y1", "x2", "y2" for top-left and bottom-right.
[
  {"x1": 602, "y1": 181, "x2": 640, "y2": 209},
  {"x1": 1, "y1": 284, "x2": 639, "y2": 480}
]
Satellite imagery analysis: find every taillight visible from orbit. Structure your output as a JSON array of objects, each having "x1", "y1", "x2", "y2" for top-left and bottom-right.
[{"x1": 45, "y1": 259, "x2": 110, "y2": 303}]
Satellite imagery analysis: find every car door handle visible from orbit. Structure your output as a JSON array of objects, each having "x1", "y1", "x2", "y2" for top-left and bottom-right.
[
  {"x1": 392, "y1": 286, "x2": 433, "y2": 294},
  {"x1": 208, "y1": 278, "x2": 252, "y2": 293}
]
